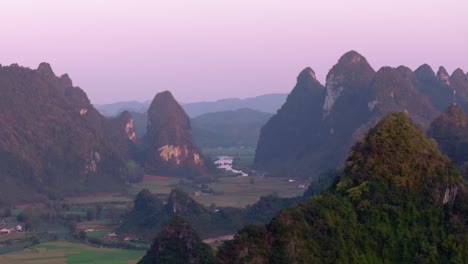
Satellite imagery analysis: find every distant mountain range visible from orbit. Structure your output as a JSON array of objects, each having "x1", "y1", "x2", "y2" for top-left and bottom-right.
[
  {"x1": 95, "y1": 93, "x2": 287, "y2": 118},
  {"x1": 127, "y1": 108, "x2": 273, "y2": 149},
  {"x1": 191, "y1": 109, "x2": 273, "y2": 148}
]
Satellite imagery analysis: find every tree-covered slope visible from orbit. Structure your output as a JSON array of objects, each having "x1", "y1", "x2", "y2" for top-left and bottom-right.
[
  {"x1": 138, "y1": 217, "x2": 215, "y2": 264},
  {"x1": 217, "y1": 113, "x2": 467, "y2": 263},
  {"x1": 0, "y1": 63, "x2": 136, "y2": 204}
]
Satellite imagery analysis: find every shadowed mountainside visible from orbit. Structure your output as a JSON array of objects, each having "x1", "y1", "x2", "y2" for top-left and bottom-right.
[{"x1": 255, "y1": 51, "x2": 467, "y2": 179}]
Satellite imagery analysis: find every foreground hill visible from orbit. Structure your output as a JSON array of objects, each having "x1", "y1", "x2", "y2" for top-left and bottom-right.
[
  {"x1": 0, "y1": 63, "x2": 136, "y2": 204},
  {"x1": 191, "y1": 108, "x2": 273, "y2": 148},
  {"x1": 255, "y1": 51, "x2": 467, "y2": 178},
  {"x1": 216, "y1": 113, "x2": 467, "y2": 263},
  {"x1": 138, "y1": 217, "x2": 215, "y2": 264}
]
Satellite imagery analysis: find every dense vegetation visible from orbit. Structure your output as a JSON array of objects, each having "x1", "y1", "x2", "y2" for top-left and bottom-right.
[
  {"x1": 118, "y1": 188, "x2": 305, "y2": 241},
  {"x1": 138, "y1": 217, "x2": 215, "y2": 264},
  {"x1": 216, "y1": 113, "x2": 467, "y2": 263}
]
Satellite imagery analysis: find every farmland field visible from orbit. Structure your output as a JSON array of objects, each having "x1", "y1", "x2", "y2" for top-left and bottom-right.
[
  {"x1": 0, "y1": 241, "x2": 144, "y2": 264},
  {"x1": 195, "y1": 175, "x2": 308, "y2": 207},
  {"x1": 130, "y1": 175, "x2": 308, "y2": 208}
]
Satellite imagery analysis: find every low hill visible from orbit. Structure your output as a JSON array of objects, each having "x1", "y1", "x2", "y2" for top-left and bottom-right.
[{"x1": 138, "y1": 217, "x2": 215, "y2": 264}]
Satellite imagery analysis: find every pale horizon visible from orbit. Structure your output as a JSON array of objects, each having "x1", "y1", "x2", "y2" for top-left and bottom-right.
[{"x1": 1, "y1": 0, "x2": 467, "y2": 104}]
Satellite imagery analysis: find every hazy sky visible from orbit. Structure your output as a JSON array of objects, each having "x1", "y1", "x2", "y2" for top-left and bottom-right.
[{"x1": 1, "y1": 0, "x2": 467, "y2": 104}]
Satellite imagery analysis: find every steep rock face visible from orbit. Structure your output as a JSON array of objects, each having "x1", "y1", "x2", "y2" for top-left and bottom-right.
[
  {"x1": 138, "y1": 217, "x2": 215, "y2": 264},
  {"x1": 254, "y1": 51, "x2": 461, "y2": 179},
  {"x1": 144, "y1": 91, "x2": 206, "y2": 176},
  {"x1": 254, "y1": 67, "x2": 326, "y2": 175},
  {"x1": 322, "y1": 50, "x2": 375, "y2": 118},
  {"x1": 218, "y1": 113, "x2": 467, "y2": 263},
  {"x1": 358, "y1": 66, "x2": 437, "y2": 134},
  {"x1": 414, "y1": 64, "x2": 454, "y2": 112},
  {"x1": 0, "y1": 63, "x2": 131, "y2": 203}
]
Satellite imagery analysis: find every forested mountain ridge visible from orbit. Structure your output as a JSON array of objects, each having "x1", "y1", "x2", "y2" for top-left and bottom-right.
[
  {"x1": 217, "y1": 113, "x2": 468, "y2": 263},
  {"x1": 0, "y1": 63, "x2": 137, "y2": 204},
  {"x1": 255, "y1": 51, "x2": 468, "y2": 179}
]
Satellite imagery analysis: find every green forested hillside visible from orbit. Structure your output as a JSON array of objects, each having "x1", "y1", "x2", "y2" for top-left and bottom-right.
[{"x1": 216, "y1": 113, "x2": 467, "y2": 263}]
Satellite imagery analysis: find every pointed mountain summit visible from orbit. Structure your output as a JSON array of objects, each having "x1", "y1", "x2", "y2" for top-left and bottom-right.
[
  {"x1": 144, "y1": 91, "x2": 205, "y2": 176},
  {"x1": 323, "y1": 51, "x2": 375, "y2": 117},
  {"x1": 414, "y1": 64, "x2": 436, "y2": 82},
  {"x1": 254, "y1": 52, "x2": 466, "y2": 179},
  {"x1": 341, "y1": 112, "x2": 461, "y2": 205},
  {"x1": 414, "y1": 64, "x2": 454, "y2": 112},
  {"x1": 254, "y1": 66, "x2": 326, "y2": 175},
  {"x1": 36, "y1": 62, "x2": 55, "y2": 79},
  {"x1": 437, "y1": 66, "x2": 451, "y2": 86},
  {"x1": 297, "y1": 66, "x2": 318, "y2": 82}
]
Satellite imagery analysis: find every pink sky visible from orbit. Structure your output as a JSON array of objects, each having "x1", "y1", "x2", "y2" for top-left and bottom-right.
[{"x1": 1, "y1": 0, "x2": 467, "y2": 104}]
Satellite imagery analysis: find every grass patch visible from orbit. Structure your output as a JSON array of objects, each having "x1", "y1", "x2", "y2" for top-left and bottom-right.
[{"x1": 1, "y1": 241, "x2": 144, "y2": 264}]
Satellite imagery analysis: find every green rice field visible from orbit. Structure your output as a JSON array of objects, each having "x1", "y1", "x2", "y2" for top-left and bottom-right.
[{"x1": 0, "y1": 241, "x2": 144, "y2": 264}]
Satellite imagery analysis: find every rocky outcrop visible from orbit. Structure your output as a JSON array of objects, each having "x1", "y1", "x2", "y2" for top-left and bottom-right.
[{"x1": 144, "y1": 91, "x2": 206, "y2": 176}]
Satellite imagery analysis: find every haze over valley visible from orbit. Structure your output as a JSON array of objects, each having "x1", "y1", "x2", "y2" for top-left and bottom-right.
[{"x1": 0, "y1": 1, "x2": 467, "y2": 263}]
